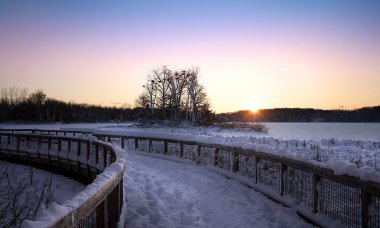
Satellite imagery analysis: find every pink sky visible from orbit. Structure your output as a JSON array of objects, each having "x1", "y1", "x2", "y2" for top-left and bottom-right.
[{"x1": 1, "y1": 1, "x2": 379, "y2": 113}]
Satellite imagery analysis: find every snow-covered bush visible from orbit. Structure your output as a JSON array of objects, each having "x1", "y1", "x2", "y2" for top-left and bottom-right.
[{"x1": 0, "y1": 162, "x2": 53, "y2": 228}]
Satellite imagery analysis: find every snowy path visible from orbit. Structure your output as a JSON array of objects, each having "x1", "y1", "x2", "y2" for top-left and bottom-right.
[{"x1": 122, "y1": 151, "x2": 313, "y2": 228}]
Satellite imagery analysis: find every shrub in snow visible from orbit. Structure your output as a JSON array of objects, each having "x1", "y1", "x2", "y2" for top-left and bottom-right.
[{"x1": 0, "y1": 162, "x2": 53, "y2": 227}]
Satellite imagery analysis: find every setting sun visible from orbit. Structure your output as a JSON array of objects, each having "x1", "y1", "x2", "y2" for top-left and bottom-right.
[{"x1": 251, "y1": 105, "x2": 259, "y2": 113}]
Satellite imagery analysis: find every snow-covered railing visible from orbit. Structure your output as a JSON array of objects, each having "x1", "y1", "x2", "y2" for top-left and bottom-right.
[
  {"x1": 0, "y1": 132, "x2": 125, "y2": 228},
  {"x1": 94, "y1": 132, "x2": 380, "y2": 228}
]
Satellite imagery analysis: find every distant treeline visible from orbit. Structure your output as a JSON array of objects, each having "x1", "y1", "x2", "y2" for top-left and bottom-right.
[
  {"x1": 216, "y1": 107, "x2": 380, "y2": 122},
  {"x1": 0, "y1": 87, "x2": 142, "y2": 123}
]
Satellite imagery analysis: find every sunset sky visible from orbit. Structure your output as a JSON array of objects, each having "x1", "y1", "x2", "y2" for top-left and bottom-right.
[{"x1": 0, "y1": 0, "x2": 379, "y2": 113}]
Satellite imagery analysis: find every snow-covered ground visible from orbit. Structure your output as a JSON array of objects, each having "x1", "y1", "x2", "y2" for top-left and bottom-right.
[
  {"x1": 0, "y1": 160, "x2": 85, "y2": 227},
  {"x1": 1, "y1": 122, "x2": 379, "y2": 226},
  {"x1": 122, "y1": 151, "x2": 312, "y2": 228}
]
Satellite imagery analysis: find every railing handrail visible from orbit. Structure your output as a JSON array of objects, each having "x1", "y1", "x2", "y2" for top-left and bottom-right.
[
  {"x1": 93, "y1": 132, "x2": 380, "y2": 228},
  {"x1": 93, "y1": 133, "x2": 380, "y2": 194},
  {"x1": 2, "y1": 129, "x2": 379, "y2": 227},
  {"x1": 0, "y1": 131, "x2": 125, "y2": 228}
]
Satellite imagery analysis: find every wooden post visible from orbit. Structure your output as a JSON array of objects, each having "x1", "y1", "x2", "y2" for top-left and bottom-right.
[
  {"x1": 7, "y1": 135, "x2": 10, "y2": 145},
  {"x1": 280, "y1": 163, "x2": 286, "y2": 195},
  {"x1": 86, "y1": 141, "x2": 90, "y2": 161},
  {"x1": 48, "y1": 138, "x2": 52, "y2": 150},
  {"x1": 121, "y1": 137, "x2": 125, "y2": 149},
  {"x1": 255, "y1": 157, "x2": 260, "y2": 184},
  {"x1": 107, "y1": 184, "x2": 120, "y2": 228},
  {"x1": 119, "y1": 179, "x2": 124, "y2": 212},
  {"x1": 149, "y1": 139, "x2": 152, "y2": 153},
  {"x1": 134, "y1": 138, "x2": 138, "y2": 150},
  {"x1": 312, "y1": 173, "x2": 320, "y2": 213},
  {"x1": 361, "y1": 190, "x2": 369, "y2": 228},
  {"x1": 95, "y1": 143, "x2": 99, "y2": 164},
  {"x1": 103, "y1": 146, "x2": 107, "y2": 168},
  {"x1": 197, "y1": 145, "x2": 201, "y2": 165},
  {"x1": 233, "y1": 152, "x2": 239, "y2": 173},
  {"x1": 96, "y1": 200, "x2": 107, "y2": 228},
  {"x1": 108, "y1": 136, "x2": 111, "y2": 143},
  {"x1": 214, "y1": 148, "x2": 219, "y2": 166},
  {"x1": 16, "y1": 135, "x2": 20, "y2": 151},
  {"x1": 164, "y1": 141, "x2": 168, "y2": 154},
  {"x1": 58, "y1": 138, "x2": 62, "y2": 151},
  {"x1": 77, "y1": 141, "x2": 81, "y2": 158},
  {"x1": 179, "y1": 142, "x2": 184, "y2": 158}
]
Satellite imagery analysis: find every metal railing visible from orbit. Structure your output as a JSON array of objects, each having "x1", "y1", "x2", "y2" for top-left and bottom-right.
[
  {"x1": 0, "y1": 131, "x2": 124, "y2": 228},
  {"x1": 94, "y1": 133, "x2": 380, "y2": 228}
]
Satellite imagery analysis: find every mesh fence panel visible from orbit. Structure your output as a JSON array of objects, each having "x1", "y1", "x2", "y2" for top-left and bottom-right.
[
  {"x1": 369, "y1": 195, "x2": 380, "y2": 227},
  {"x1": 257, "y1": 160, "x2": 279, "y2": 192},
  {"x1": 237, "y1": 155, "x2": 256, "y2": 179},
  {"x1": 319, "y1": 178, "x2": 361, "y2": 227},
  {"x1": 284, "y1": 167, "x2": 313, "y2": 208},
  {"x1": 75, "y1": 209, "x2": 96, "y2": 228}
]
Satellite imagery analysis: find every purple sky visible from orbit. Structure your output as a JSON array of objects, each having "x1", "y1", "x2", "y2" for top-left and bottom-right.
[{"x1": 1, "y1": 0, "x2": 379, "y2": 112}]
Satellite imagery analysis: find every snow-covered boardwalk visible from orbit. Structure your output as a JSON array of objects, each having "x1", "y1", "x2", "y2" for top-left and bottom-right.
[{"x1": 122, "y1": 151, "x2": 312, "y2": 228}]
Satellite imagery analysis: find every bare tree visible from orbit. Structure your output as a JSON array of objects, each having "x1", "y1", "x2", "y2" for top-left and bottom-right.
[
  {"x1": 0, "y1": 162, "x2": 52, "y2": 228},
  {"x1": 138, "y1": 66, "x2": 214, "y2": 124}
]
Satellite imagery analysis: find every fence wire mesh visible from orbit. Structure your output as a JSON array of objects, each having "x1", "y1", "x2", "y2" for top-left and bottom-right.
[
  {"x1": 257, "y1": 160, "x2": 279, "y2": 192},
  {"x1": 319, "y1": 178, "x2": 361, "y2": 227},
  {"x1": 369, "y1": 195, "x2": 380, "y2": 227},
  {"x1": 284, "y1": 167, "x2": 313, "y2": 208}
]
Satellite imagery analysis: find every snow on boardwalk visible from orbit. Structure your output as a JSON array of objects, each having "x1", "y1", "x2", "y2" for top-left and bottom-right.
[{"x1": 122, "y1": 151, "x2": 312, "y2": 228}]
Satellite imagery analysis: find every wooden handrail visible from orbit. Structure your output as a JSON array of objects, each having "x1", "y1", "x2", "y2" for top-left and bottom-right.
[
  {"x1": 0, "y1": 132, "x2": 125, "y2": 228},
  {"x1": 94, "y1": 133, "x2": 380, "y2": 228}
]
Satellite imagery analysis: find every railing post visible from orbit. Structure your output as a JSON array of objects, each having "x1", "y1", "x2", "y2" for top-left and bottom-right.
[
  {"x1": 312, "y1": 173, "x2": 320, "y2": 213},
  {"x1": 361, "y1": 190, "x2": 369, "y2": 228},
  {"x1": 86, "y1": 141, "x2": 90, "y2": 161},
  {"x1": 77, "y1": 141, "x2": 81, "y2": 158},
  {"x1": 107, "y1": 184, "x2": 120, "y2": 228},
  {"x1": 280, "y1": 163, "x2": 286, "y2": 195},
  {"x1": 197, "y1": 145, "x2": 201, "y2": 165},
  {"x1": 96, "y1": 200, "x2": 107, "y2": 228},
  {"x1": 179, "y1": 142, "x2": 184, "y2": 158},
  {"x1": 233, "y1": 152, "x2": 239, "y2": 173},
  {"x1": 48, "y1": 138, "x2": 52, "y2": 150},
  {"x1": 103, "y1": 146, "x2": 107, "y2": 168},
  {"x1": 214, "y1": 148, "x2": 219, "y2": 166},
  {"x1": 16, "y1": 135, "x2": 20, "y2": 151},
  {"x1": 121, "y1": 137, "x2": 125, "y2": 149},
  {"x1": 95, "y1": 143, "x2": 99, "y2": 165},
  {"x1": 38, "y1": 136, "x2": 42, "y2": 154},
  {"x1": 134, "y1": 138, "x2": 138, "y2": 150},
  {"x1": 108, "y1": 136, "x2": 111, "y2": 143},
  {"x1": 58, "y1": 138, "x2": 62, "y2": 151},
  {"x1": 255, "y1": 156, "x2": 260, "y2": 184},
  {"x1": 7, "y1": 134, "x2": 10, "y2": 145},
  {"x1": 149, "y1": 139, "x2": 152, "y2": 153},
  {"x1": 119, "y1": 178, "x2": 124, "y2": 212},
  {"x1": 164, "y1": 140, "x2": 168, "y2": 154}
]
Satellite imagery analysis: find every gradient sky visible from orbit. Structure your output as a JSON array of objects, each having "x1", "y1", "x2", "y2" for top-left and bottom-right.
[{"x1": 1, "y1": 0, "x2": 379, "y2": 113}]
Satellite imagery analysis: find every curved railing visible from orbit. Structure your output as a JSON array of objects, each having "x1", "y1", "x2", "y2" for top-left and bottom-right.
[
  {"x1": 94, "y1": 132, "x2": 380, "y2": 228},
  {"x1": 2, "y1": 129, "x2": 380, "y2": 227},
  {"x1": 0, "y1": 131, "x2": 125, "y2": 228}
]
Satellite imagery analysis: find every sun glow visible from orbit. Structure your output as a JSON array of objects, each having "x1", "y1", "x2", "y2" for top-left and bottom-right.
[{"x1": 251, "y1": 105, "x2": 259, "y2": 113}]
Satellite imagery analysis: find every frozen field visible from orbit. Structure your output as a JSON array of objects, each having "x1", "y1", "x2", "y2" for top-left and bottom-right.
[
  {"x1": 1, "y1": 122, "x2": 380, "y2": 141},
  {"x1": 1, "y1": 122, "x2": 380, "y2": 170}
]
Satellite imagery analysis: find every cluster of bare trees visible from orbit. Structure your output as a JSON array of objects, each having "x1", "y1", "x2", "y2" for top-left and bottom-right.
[
  {"x1": 0, "y1": 87, "x2": 143, "y2": 123},
  {"x1": 0, "y1": 162, "x2": 53, "y2": 227},
  {"x1": 136, "y1": 66, "x2": 214, "y2": 125}
]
